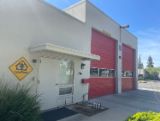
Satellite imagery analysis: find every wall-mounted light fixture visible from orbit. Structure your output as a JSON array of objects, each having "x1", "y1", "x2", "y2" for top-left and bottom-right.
[
  {"x1": 120, "y1": 24, "x2": 130, "y2": 44},
  {"x1": 32, "y1": 59, "x2": 37, "y2": 63},
  {"x1": 81, "y1": 63, "x2": 86, "y2": 69},
  {"x1": 120, "y1": 24, "x2": 130, "y2": 29}
]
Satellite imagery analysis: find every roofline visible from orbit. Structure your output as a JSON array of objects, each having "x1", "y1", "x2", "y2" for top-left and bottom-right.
[
  {"x1": 40, "y1": 0, "x2": 137, "y2": 40},
  {"x1": 64, "y1": 0, "x2": 87, "y2": 11},
  {"x1": 123, "y1": 29, "x2": 138, "y2": 40},
  {"x1": 39, "y1": 0, "x2": 85, "y2": 24},
  {"x1": 86, "y1": 0, "x2": 137, "y2": 39}
]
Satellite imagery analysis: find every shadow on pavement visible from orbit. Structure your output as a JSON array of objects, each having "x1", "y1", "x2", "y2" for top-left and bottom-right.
[{"x1": 41, "y1": 107, "x2": 77, "y2": 121}]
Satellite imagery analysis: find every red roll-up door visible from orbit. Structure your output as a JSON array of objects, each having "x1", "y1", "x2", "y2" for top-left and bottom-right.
[
  {"x1": 122, "y1": 44, "x2": 135, "y2": 91},
  {"x1": 87, "y1": 29, "x2": 116, "y2": 99}
]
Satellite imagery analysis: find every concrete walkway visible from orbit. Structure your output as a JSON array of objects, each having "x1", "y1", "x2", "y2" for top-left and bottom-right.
[{"x1": 59, "y1": 90, "x2": 160, "y2": 121}]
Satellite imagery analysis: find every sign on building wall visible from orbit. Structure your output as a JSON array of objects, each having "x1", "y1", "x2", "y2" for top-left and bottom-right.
[{"x1": 9, "y1": 57, "x2": 33, "y2": 81}]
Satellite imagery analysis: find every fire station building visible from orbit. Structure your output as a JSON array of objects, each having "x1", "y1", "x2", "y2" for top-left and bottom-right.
[{"x1": 0, "y1": 0, "x2": 137, "y2": 111}]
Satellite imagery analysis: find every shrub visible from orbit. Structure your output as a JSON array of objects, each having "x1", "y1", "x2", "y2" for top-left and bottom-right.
[
  {"x1": 126, "y1": 112, "x2": 160, "y2": 121},
  {"x1": 0, "y1": 82, "x2": 42, "y2": 121},
  {"x1": 144, "y1": 67, "x2": 160, "y2": 80}
]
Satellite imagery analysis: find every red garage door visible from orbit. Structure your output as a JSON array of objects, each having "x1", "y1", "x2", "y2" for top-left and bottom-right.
[
  {"x1": 87, "y1": 29, "x2": 116, "y2": 99},
  {"x1": 122, "y1": 44, "x2": 135, "y2": 91}
]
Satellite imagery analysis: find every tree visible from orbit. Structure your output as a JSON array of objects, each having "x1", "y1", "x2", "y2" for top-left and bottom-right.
[
  {"x1": 144, "y1": 67, "x2": 160, "y2": 80},
  {"x1": 147, "y1": 56, "x2": 154, "y2": 68},
  {"x1": 138, "y1": 56, "x2": 144, "y2": 69}
]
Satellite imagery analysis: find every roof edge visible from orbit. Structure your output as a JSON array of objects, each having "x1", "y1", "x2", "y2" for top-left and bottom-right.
[
  {"x1": 64, "y1": 0, "x2": 87, "y2": 11},
  {"x1": 39, "y1": 0, "x2": 85, "y2": 24},
  {"x1": 86, "y1": 0, "x2": 137, "y2": 39}
]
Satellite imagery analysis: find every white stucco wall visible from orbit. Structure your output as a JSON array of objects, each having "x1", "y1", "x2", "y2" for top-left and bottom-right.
[
  {"x1": 0, "y1": 0, "x2": 90, "y2": 110},
  {"x1": 121, "y1": 29, "x2": 137, "y2": 49},
  {"x1": 64, "y1": 0, "x2": 86, "y2": 22}
]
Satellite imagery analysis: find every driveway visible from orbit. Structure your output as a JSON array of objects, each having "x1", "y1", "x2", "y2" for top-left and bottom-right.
[
  {"x1": 59, "y1": 90, "x2": 160, "y2": 121},
  {"x1": 138, "y1": 80, "x2": 160, "y2": 91}
]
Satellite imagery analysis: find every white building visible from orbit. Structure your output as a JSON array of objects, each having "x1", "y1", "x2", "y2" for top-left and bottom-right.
[{"x1": 0, "y1": 0, "x2": 137, "y2": 111}]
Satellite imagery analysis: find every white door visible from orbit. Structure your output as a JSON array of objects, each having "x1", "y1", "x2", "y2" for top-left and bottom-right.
[
  {"x1": 56, "y1": 60, "x2": 74, "y2": 106},
  {"x1": 38, "y1": 58, "x2": 59, "y2": 111},
  {"x1": 38, "y1": 58, "x2": 74, "y2": 111}
]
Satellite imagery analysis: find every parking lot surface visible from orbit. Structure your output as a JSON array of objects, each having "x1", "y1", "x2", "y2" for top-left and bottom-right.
[{"x1": 59, "y1": 90, "x2": 160, "y2": 121}]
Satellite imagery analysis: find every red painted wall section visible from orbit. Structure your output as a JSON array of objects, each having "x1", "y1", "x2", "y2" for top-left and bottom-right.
[
  {"x1": 122, "y1": 44, "x2": 135, "y2": 71},
  {"x1": 86, "y1": 78, "x2": 116, "y2": 99},
  {"x1": 87, "y1": 29, "x2": 116, "y2": 99},
  {"x1": 122, "y1": 44, "x2": 135, "y2": 91},
  {"x1": 91, "y1": 29, "x2": 116, "y2": 69},
  {"x1": 122, "y1": 78, "x2": 135, "y2": 91}
]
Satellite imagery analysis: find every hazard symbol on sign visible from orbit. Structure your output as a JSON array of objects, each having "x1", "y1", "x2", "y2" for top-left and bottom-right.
[{"x1": 9, "y1": 57, "x2": 33, "y2": 81}]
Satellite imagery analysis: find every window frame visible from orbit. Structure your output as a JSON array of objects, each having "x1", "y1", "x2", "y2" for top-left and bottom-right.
[{"x1": 90, "y1": 67, "x2": 116, "y2": 78}]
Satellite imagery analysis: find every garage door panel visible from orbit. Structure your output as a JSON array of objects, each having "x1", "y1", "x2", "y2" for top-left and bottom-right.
[
  {"x1": 122, "y1": 44, "x2": 135, "y2": 71},
  {"x1": 122, "y1": 78, "x2": 135, "y2": 91},
  {"x1": 88, "y1": 29, "x2": 116, "y2": 98},
  {"x1": 87, "y1": 78, "x2": 116, "y2": 99},
  {"x1": 122, "y1": 44, "x2": 135, "y2": 91}
]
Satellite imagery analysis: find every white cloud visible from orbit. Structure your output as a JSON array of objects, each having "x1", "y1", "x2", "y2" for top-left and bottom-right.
[{"x1": 136, "y1": 28, "x2": 160, "y2": 67}]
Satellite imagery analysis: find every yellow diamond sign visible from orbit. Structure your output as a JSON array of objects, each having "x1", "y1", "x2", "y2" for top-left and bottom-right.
[{"x1": 9, "y1": 57, "x2": 33, "y2": 81}]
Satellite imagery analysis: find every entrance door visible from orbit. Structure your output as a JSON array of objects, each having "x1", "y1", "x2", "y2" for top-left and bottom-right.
[
  {"x1": 56, "y1": 60, "x2": 74, "y2": 106},
  {"x1": 38, "y1": 58, "x2": 74, "y2": 111}
]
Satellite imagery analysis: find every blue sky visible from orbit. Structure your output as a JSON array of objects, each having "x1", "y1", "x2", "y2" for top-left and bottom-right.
[{"x1": 46, "y1": 0, "x2": 160, "y2": 67}]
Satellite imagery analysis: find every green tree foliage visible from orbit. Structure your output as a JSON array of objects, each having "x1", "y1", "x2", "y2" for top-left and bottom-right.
[
  {"x1": 144, "y1": 67, "x2": 160, "y2": 80},
  {"x1": 126, "y1": 112, "x2": 160, "y2": 121},
  {"x1": 147, "y1": 56, "x2": 154, "y2": 68}
]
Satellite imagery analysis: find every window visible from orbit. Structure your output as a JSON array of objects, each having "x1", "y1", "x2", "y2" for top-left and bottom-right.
[
  {"x1": 122, "y1": 71, "x2": 134, "y2": 77},
  {"x1": 99, "y1": 69, "x2": 109, "y2": 77},
  {"x1": 109, "y1": 70, "x2": 115, "y2": 77},
  {"x1": 128, "y1": 72, "x2": 134, "y2": 77},
  {"x1": 90, "y1": 68, "x2": 98, "y2": 77},
  {"x1": 90, "y1": 68, "x2": 115, "y2": 78},
  {"x1": 59, "y1": 60, "x2": 74, "y2": 84}
]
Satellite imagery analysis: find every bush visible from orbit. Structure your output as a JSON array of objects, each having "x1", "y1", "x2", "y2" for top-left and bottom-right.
[
  {"x1": 0, "y1": 82, "x2": 42, "y2": 121},
  {"x1": 144, "y1": 67, "x2": 160, "y2": 80},
  {"x1": 126, "y1": 112, "x2": 160, "y2": 121}
]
